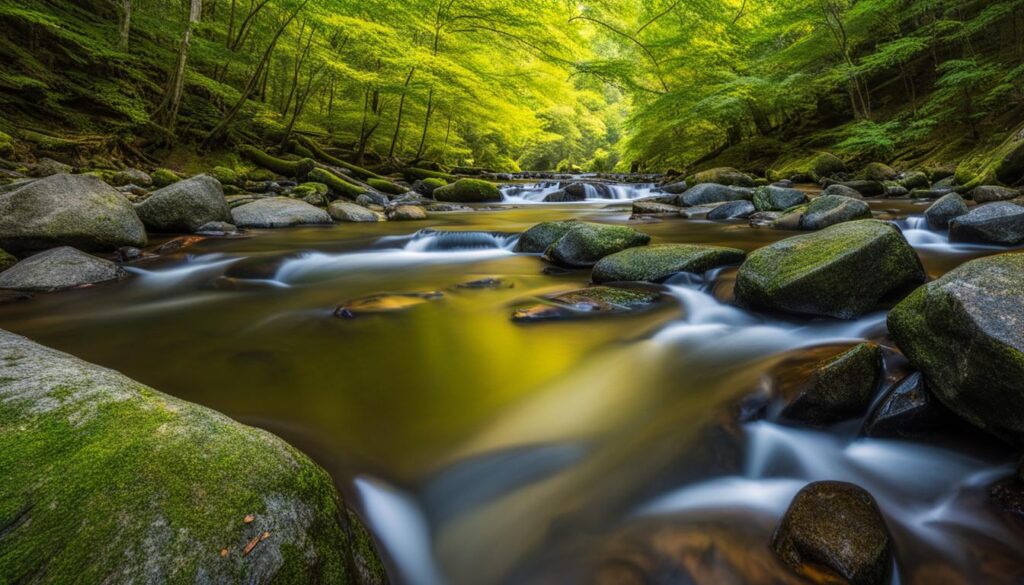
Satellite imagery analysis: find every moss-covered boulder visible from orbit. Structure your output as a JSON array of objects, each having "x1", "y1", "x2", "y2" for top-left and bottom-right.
[
  {"x1": 924, "y1": 192, "x2": 969, "y2": 230},
  {"x1": 948, "y1": 201, "x2": 1024, "y2": 244},
  {"x1": 772, "y1": 481, "x2": 892, "y2": 585},
  {"x1": 0, "y1": 174, "x2": 147, "y2": 253},
  {"x1": 678, "y1": 183, "x2": 752, "y2": 206},
  {"x1": 151, "y1": 168, "x2": 182, "y2": 188},
  {"x1": 136, "y1": 175, "x2": 232, "y2": 233},
  {"x1": 898, "y1": 171, "x2": 929, "y2": 191},
  {"x1": 402, "y1": 167, "x2": 456, "y2": 182},
  {"x1": 542, "y1": 223, "x2": 652, "y2": 268},
  {"x1": 781, "y1": 343, "x2": 882, "y2": 426},
  {"x1": 0, "y1": 246, "x2": 127, "y2": 292},
  {"x1": 592, "y1": 244, "x2": 744, "y2": 283},
  {"x1": 367, "y1": 179, "x2": 407, "y2": 196},
  {"x1": 0, "y1": 329, "x2": 386, "y2": 584},
  {"x1": 240, "y1": 146, "x2": 315, "y2": 179},
  {"x1": 515, "y1": 220, "x2": 579, "y2": 253},
  {"x1": 799, "y1": 194, "x2": 871, "y2": 230},
  {"x1": 112, "y1": 168, "x2": 153, "y2": 188},
  {"x1": 29, "y1": 158, "x2": 72, "y2": 178},
  {"x1": 231, "y1": 197, "x2": 333, "y2": 229},
  {"x1": 707, "y1": 199, "x2": 756, "y2": 220},
  {"x1": 735, "y1": 220, "x2": 925, "y2": 319},
  {"x1": 752, "y1": 186, "x2": 808, "y2": 212},
  {"x1": 211, "y1": 166, "x2": 242, "y2": 187},
  {"x1": 414, "y1": 177, "x2": 447, "y2": 196},
  {"x1": 888, "y1": 253, "x2": 1024, "y2": 445},
  {"x1": 686, "y1": 167, "x2": 755, "y2": 188},
  {"x1": 292, "y1": 182, "x2": 329, "y2": 199},
  {"x1": 811, "y1": 153, "x2": 848, "y2": 179},
  {"x1": 858, "y1": 162, "x2": 897, "y2": 182},
  {"x1": 433, "y1": 179, "x2": 501, "y2": 203}
]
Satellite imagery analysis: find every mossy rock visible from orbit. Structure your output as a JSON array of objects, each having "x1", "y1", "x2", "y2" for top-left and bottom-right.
[
  {"x1": 515, "y1": 220, "x2": 581, "y2": 253},
  {"x1": 211, "y1": 166, "x2": 241, "y2": 187},
  {"x1": 924, "y1": 193, "x2": 968, "y2": 229},
  {"x1": 888, "y1": 253, "x2": 1024, "y2": 445},
  {"x1": 686, "y1": 167, "x2": 755, "y2": 188},
  {"x1": 367, "y1": 179, "x2": 407, "y2": 196},
  {"x1": 592, "y1": 244, "x2": 745, "y2": 283},
  {"x1": 0, "y1": 248, "x2": 15, "y2": 271},
  {"x1": 735, "y1": 220, "x2": 925, "y2": 319},
  {"x1": 949, "y1": 202, "x2": 1024, "y2": 244},
  {"x1": 246, "y1": 168, "x2": 278, "y2": 183},
  {"x1": 135, "y1": 175, "x2": 232, "y2": 233},
  {"x1": 781, "y1": 343, "x2": 883, "y2": 426},
  {"x1": 544, "y1": 223, "x2": 652, "y2": 268},
  {"x1": 752, "y1": 186, "x2": 808, "y2": 212},
  {"x1": 679, "y1": 183, "x2": 752, "y2": 206},
  {"x1": 799, "y1": 194, "x2": 872, "y2": 230},
  {"x1": 0, "y1": 130, "x2": 14, "y2": 157},
  {"x1": 858, "y1": 162, "x2": 897, "y2": 182},
  {"x1": 240, "y1": 146, "x2": 315, "y2": 179},
  {"x1": 512, "y1": 286, "x2": 662, "y2": 322},
  {"x1": 0, "y1": 330, "x2": 386, "y2": 584},
  {"x1": 811, "y1": 153, "x2": 848, "y2": 179},
  {"x1": 955, "y1": 123, "x2": 1024, "y2": 188},
  {"x1": 292, "y1": 182, "x2": 329, "y2": 198},
  {"x1": 433, "y1": 178, "x2": 501, "y2": 203},
  {"x1": 151, "y1": 168, "x2": 182, "y2": 188},
  {"x1": 419, "y1": 178, "x2": 447, "y2": 195}
]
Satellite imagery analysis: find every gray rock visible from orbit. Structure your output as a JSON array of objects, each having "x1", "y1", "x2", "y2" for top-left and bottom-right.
[
  {"x1": 679, "y1": 183, "x2": 751, "y2": 206},
  {"x1": 112, "y1": 168, "x2": 153, "y2": 188},
  {"x1": 898, "y1": 171, "x2": 929, "y2": 191},
  {"x1": 388, "y1": 205, "x2": 427, "y2": 221},
  {"x1": 231, "y1": 197, "x2": 333, "y2": 228},
  {"x1": 0, "y1": 173, "x2": 147, "y2": 253},
  {"x1": 971, "y1": 185, "x2": 1022, "y2": 203},
  {"x1": 328, "y1": 201, "x2": 381, "y2": 222},
  {"x1": 687, "y1": 167, "x2": 755, "y2": 188},
  {"x1": 752, "y1": 186, "x2": 808, "y2": 212},
  {"x1": 707, "y1": 199, "x2": 755, "y2": 220},
  {"x1": 825, "y1": 180, "x2": 886, "y2": 197},
  {"x1": 196, "y1": 221, "x2": 238, "y2": 235},
  {"x1": 631, "y1": 200, "x2": 681, "y2": 215},
  {"x1": 356, "y1": 193, "x2": 389, "y2": 207},
  {"x1": 799, "y1": 195, "x2": 871, "y2": 230},
  {"x1": 949, "y1": 201, "x2": 1024, "y2": 244},
  {"x1": 924, "y1": 192, "x2": 969, "y2": 230},
  {"x1": 822, "y1": 184, "x2": 864, "y2": 199},
  {"x1": 0, "y1": 247, "x2": 127, "y2": 291},
  {"x1": 658, "y1": 181, "x2": 688, "y2": 194},
  {"x1": 135, "y1": 175, "x2": 231, "y2": 233},
  {"x1": 748, "y1": 211, "x2": 783, "y2": 228},
  {"x1": 543, "y1": 189, "x2": 584, "y2": 202},
  {"x1": 861, "y1": 372, "x2": 959, "y2": 439},
  {"x1": 29, "y1": 158, "x2": 72, "y2": 177}
]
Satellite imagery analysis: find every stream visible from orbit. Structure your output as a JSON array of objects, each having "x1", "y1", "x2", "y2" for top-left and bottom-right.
[{"x1": 2, "y1": 180, "x2": 1023, "y2": 584}]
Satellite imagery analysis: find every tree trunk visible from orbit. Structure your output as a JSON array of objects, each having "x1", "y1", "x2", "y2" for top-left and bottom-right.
[
  {"x1": 415, "y1": 87, "x2": 436, "y2": 160},
  {"x1": 153, "y1": 0, "x2": 201, "y2": 135},
  {"x1": 118, "y1": 0, "x2": 131, "y2": 50},
  {"x1": 388, "y1": 66, "x2": 416, "y2": 158}
]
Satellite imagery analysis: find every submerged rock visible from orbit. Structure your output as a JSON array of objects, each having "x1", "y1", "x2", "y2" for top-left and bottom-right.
[
  {"x1": 860, "y1": 372, "x2": 958, "y2": 438},
  {"x1": 0, "y1": 173, "x2": 147, "y2": 253},
  {"x1": 772, "y1": 481, "x2": 892, "y2": 585},
  {"x1": 780, "y1": 343, "x2": 882, "y2": 426},
  {"x1": 543, "y1": 222, "x2": 651, "y2": 268},
  {"x1": 0, "y1": 246, "x2": 127, "y2": 291},
  {"x1": 334, "y1": 291, "x2": 443, "y2": 317},
  {"x1": 924, "y1": 192, "x2": 969, "y2": 229},
  {"x1": 136, "y1": 174, "x2": 232, "y2": 233},
  {"x1": 196, "y1": 221, "x2": 239, "y2": 236},
  {"x1": 948, "y1": 202, "x2": 1024, "y2": 244},
  {"x1": 433, "y1": 178, "x2": 502, "y2": 203},
  {"x1": 592, "y1": 244, "x2": 745, "y2": 283},
  {"x1": 752, "y1": 186, "x2": 808, "y2": 212},
  {"x1": 231, "y1": 197, "x2": 333, "y2": 228},
  {"x1": 631, "y1": 200, "x2": 681, "y2": 215},
  {"x1": 735, "y1": 220, "x2": 925, "y2": 319},
  {"x1": 888, "y1": 253, "x2": 1024, "y2": 445},
  {"x1": 457, "y1": 277, "x2": 511, "y2": 289},
  {"x1": 679, "y1": 183, "x2": 751, "y2": 206},
  {"x1": 799, "y1": 194, "x2": 871, "y2": 230},
  {"x1": 512, "y1": 286, "x2": 661, "y2": 322},
  {"x1": 328, "y1": 200, "x2": 382, "y2": 222},
  {"x1": 707, "y1": 199, "x2": 755, "y2": 220},
  {"x1": 0, "y1": 329, "x2": 385, "y2": 584}
]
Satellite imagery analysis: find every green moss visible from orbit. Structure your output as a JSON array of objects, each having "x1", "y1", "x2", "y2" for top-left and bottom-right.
[
  {"x1": 240, "y1": 146, "x2": 315, "y2": 179},
  {"x1": 592, "y1": 244, "x2": 745, "y2": 283},
  {"x1": 515, "y1": 220, "x2": 581, "y2": 253},
  {"x1": 0, "y1": 248, "x2": 15, "y2": 271},
  {"x1": 0, "y1": 130, "x2": 13, "y2": 157},
  {"x1": 782, "y1": 343, "x2": 883, "y2": 425},
  {"x1": 433, "y1": 178, "x2": 501, "y2": 203},
  {"x1": 292, "y1": 182, "x2": 329, "y2": 198},
  {"x1": 296, "y1": 137, "x2": 387, "y2": 181},
  {"x1": 544, "y1": 222, "x2": 652, "y2": 268},
  {"x1": 421, "y1": 178, "x2": 448, "y2": 195},
  {"x1": 308, "y1": 168, "x2": 366, "y2": 199},
  {"x1": 402, "y1": 167, "x2": 457, "y2": 182},
  {"x1": 858, "y1": 162, "x2": 897, "y2": 181},
  {"x1": 211, "y1": 166, "x2": 241, "y2": 187},
  {"x1": 151, "y1": 168, "x2": 181, "y2": 188},
  {"x1": 752, "y1": 186, "x2": 808, "y2": 211},
  {"x1": 770, "y1": 152, "x2": 848, "y2": 182},
  {"x1": 685, "y1": 167, "x2": 755, "y2": 187},
  {"x1": 367, "y1": 178, "x2": 407, "y2": 195}
]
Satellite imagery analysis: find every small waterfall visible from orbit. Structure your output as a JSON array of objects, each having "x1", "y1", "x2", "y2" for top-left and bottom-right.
[
  {"x1": 402, "y1": 229, "x2": 520, "y2": 252},
  {"x1": 499, "y1": 181, "x2": 658, "y2": 203}
]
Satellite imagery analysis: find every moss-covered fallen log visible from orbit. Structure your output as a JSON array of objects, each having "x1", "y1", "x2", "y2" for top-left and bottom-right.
[
  {"x1": 296, "y1": 136, "x2": 387, "y2": 181},
  {"x1": 240, "y1": 145, "x2": 315, "y2": 178},
  {"x1": 367, "y1": 178, "x2": 408, "y2": 195},
  {"x1": 403, "y1": 167, "x2": 456, "y2": 182},
  {"x1": 287, "y1": 139, "x2": 317, "y2": 159},
  {"x1": 309, "y1": 167, "x2": 367, "y2": 198}
]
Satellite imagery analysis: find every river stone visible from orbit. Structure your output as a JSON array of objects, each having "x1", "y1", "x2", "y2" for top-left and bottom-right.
[
  {"x1": 822, "y1": 184, "x2": 863, "y2": 199},
  {"x1": 971, "y1": 185, "x2": 1021, "y2": 203},
  {"x1": 812, "y1": 152, "x2": 848, "y2": 179},
  {"x1": 388, "y1": 205, "x2": 427, "y2": 221},
  {"x1": 0, "y1": 174, "x2": 147, "y2": 253},
  {"x1": 543, "y1": 189, "x2": 584, "y2": 202},
  {"x1": 433, "y1": 178, "x2": 502, "y2": 203},
  {"x1": 632, "y1": 200, "x2": 681, "y2": 215},
  {"x1": 799, "y1": 195, "x2": 871, "y2": 230},
  {"x1": 781, "y1": 343, "x2": 882, "y2": 426},
  {"x1": 772, "y1": 481, "x2": 892, "y2": 585},
  {"x1": 752, "y1": 186, "x2": 808, "y2": 212},
  {"x1": 231, "y1": 197, "x2": 332, "y2": 228},
  {"x1": 924, "y1": 192, "x2": 969, "y2": 229},
  {"x1": 29, "y1": 158, "x2": 72, "y2": 177},
  {"x1": 898, "y1": 171, "x2": 929, "y2": 191},
  {"x1": 512, "y1": 286, "x2": 661, "y2": 322},
  {"x1": 860, "y1": 372, "x2": 958, "y2": 439},
  {"x1": 112, "y1": 168, "x2": 153, "y2": 188},
  {"x1": 826, "y1": 180, "x2": 886, "y2": 198},
  {"x1": 658, "y1": 180, "x2": 688, "y2": 194},
  {"x1": 0, "y1": 246, "x2": 126, "y2": 291},
  {"x1": 687, "y1": 167, "x2": 755, "y2": 188},
  {"x1": 707, "y1": 199, "x2": 755, "y2": 220},
  {"x1": 0, "y1": 329, "x2": 385, "y2": 584},
  {"x1": 735, "y1": 220, "x2": 925, "y2": 319},
  {"x1": 543, "y1": 223, "x2": 652, "y2": 268},
  {"x1": 679, "y1": 183, "x2": 752, "y2": 206},
  {"x1": 329, "y1": 200, "x2": 381, "y2": 222},
  {"x1": 592, "y1": 244, "x2": 744, "y2": 283},
  {"x1": 859, "y1": 162, "x2": 897, "y2": 182},
  {"x1": 888, "y1": 253, "x2": 1024, "y2": 445},
  {"x1": 356, "y1": 192, "x2": 389, "y2": 208},
  {"x1": 135, "y1": 174, "x2": 231, "y2": 233},
  {"x1": 196, "y1": 221, "x2": 238, "y2": 236},
  {"x1": 749, "y1": 211, "x2": 783, "y2": 228},
  {"x1": 948, "y1": 202, "x2": 1024, "y2": 244},
  {"x1": 515, "y1": 220, "x2": 581, "y2": 253}
]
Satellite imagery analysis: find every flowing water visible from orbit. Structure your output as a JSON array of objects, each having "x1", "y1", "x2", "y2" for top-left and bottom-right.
[{"x1": 1, "y1": 182, "x2": 1023, "y2": 584}]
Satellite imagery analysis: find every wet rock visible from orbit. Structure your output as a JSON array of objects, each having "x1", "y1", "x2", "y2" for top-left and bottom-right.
[
  {"x1": 971, "y1": 185, "x2": 1021, "y2": 203},
  {"x1": 749, "y1": 211, "x2": 783, "y2": 228},
  {"x1": 388, "y1": 205, "x2": 427, "y2": 221},
  {"x1": 115, "y1": 246, "x2": 144, "y2": 262},
  {"x1": 154, "y1": 235, "x2": 206, "y2": 255},
  {"x1": 334, "y1": 291, "x2": 443, "y2": 317},
  {"x1": 631, "y1": 200, "x2": 681, "y2": 215},
  {"x1": 512, "y1": 286, "x2": 661, "y2": 322},
  {"x1": 426, "y1": 203, "x2": 472, "y2": 212},
  {"x1": 860, "y1": 372, "x2": 958, "y2": 438},
  {"x1": 0, "y1": 246, "x2": 127, "y2": 291},
  {"x1": 948, "y1": 202, "x2": 1024, "y2": 244},
  {"x1": 752, "y1": 186, "x2": 808, "y2": 212},
  {"x1": 151, "y1": 168, "x2": 181, "y2": 187},
  {"x1": 658, "y1": 180, "x2": 688, "y2": 194},
  {"x1": 433, "y1": 178, "x2": 502, "y2": 203},
  {"x1": 457, "y1": 277, "x2": 512, "y2": 289},
  {"x1": 884, "y1": 184, "x2": 909, "y2": 198},
  {"x1": 328, "y1": 200, "x2": 381, "y2": 223},
  {"x1": 679, "y1": 183, "x2": 752, "y2": 206},
  {"x1": 196, "y1": 221, "x2": 239, "y2": 236},
  {"x1": 0, "y1": 174, "x2": 147, "y2": 253},
  {"x1": 908, "y1": 188, "x2": 952, "y2": 199},
  {"x1": 0, "y1": 329, "x2": 385, "y2": 584},
  {"x1": 679, "y1": 204, "x2": 722, "y2": 219},
  {"x1": 888, "y1": 253, "x2": 1024, "y2": 445},
  {"x1": 543, "y1": 189, "x2": 583, "y2": 202},
  {"x1": 28, "y1": 158, "x2": 72, "y2": 177},
  {"x1": 772, "y1": 206, "x2": 808, "y2": 230},
  {"x1": 822, "y1": 184, "x2": 864, "y2": 199},
  {"x1": 824, "y1": 180, "x2": 886, "y2": 198},
  {"x1": 413, "y1": 177, "x2": 447, "y2": 196},
  {"x1": 859, "y1": 162, "x2": 898, "y2": 182},
  {"x1": 924, "y1": 192, "x2": 969, "y2": 229},
  {"x1": 515, "y1": 220, "x2": 581, "y2": 253},
  {"x1": 707, "y1": 199, "x2": 755, "y2": 220},
  {"x1": 772, "y1": 481, "x2": 892, "y2": 585},
  {"x1": 135, "y1": 174, "x2": 232, "y2": 233},
  {"x1": 592, "y1": 244, "x2": 745, "y2": 284},
  {"x1": 781, "y1": 343, "x2": 882, "y2": 426},
  {"x1": 736, "y1": 220, "x2": 925, "y2": 319},
  {"x1": 231, "y1": 197, "x2": 332, "y2": 228},
  {"x1": 799, "y1": 194, "x2": 871, "y2": 230},
  {"x1": 687, "y1": 167, "x2": 755, "y2": 188},
  {"x1": 111, "y1": 168, "x2": 152, "y2": 188},
  {"x1": 543, "y1": 222, "x2": 651, "y2": 268},
  {"x1": 898, "y1": 171, "x2": 929, "y2": 191},
  {"x1": 0, "y1": 248, "x2": 15, "y2": 271}
]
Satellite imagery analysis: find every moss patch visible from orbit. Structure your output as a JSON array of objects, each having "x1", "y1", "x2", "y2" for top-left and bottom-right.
[{"x1": 433, "y1": 179, "x2": 501, "y2": 203}]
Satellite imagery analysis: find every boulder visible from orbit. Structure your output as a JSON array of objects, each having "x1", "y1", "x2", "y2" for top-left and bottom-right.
[
  {"x1": 112, "y1": 168, "x2": 153, "y2": 188},
  {"x1": 948, "y1": 202, "x2": 1024, "y2": 244},
  {"x1": 735, "y1": 220, "x2": 925, "y2": 319},
  {"x1": 29, "y1": 158, "x2": 72, "y2": 177},
  {"x1": 811, "y1": 153, "x2": 848, "y2": 179},
  {"x1": 888, "y1": 253, "x2": 1024, "y2": 444},
  {"x1": 415, "y1": 177, "x2": 448, "y2": 196},
  {"x1": 196, "y1": 221, "x2": 238, "y2": 235},
  {"x1": 135, "y1": 175, "x2": 232, "y2": 233},
  {"x1": 512, "y1": 286, "x2": 662, "y2": 322},
  {"x1": 543, "y1": 189, "x2": 584, "y2": 202},
  {"x1": 658, "y1": 181, "x2": 688, "y2": 194},
  {"x1": 707, "y1": 199, "x2": 755, "y2": 220},
  {"x1": 231, "y1": 197, "x2": 332, "y2": 228},
  {"x1": 822, "y1": 184, "x2": 864, "y2": 199},
  {"x1": 515, "y1": 220, "x2": 581, "y2": 253},
  {"x1": 752, "y1": 186, "x2": 808, "y2": 212},
  {"x1": 924, "y1": 192, "x2": 969, "y2": 230},
  {"x1": 151, "y1": 168, "x2": 181, "y2": 187},
  {"x1": 898, "y1": 171, "x2": 929, "y2": 191},
  {"x1": 0, "y1": 248, "x2": 15, "y2": 271},
  {"x1": 781, "y1": 343, "x2": 882, "y2": 426},
  {"x1": 799, "y1": 195, "x2": 871, "y2": 230},
  {"x1": 0, "y1": 329, "x2": 385, "y2": 584},
  {"x1": 679, "y1": 183, "x2": 752, "y2": 206},
  {"x1": 0, "y1": 247, "x2": 127, "y2": 291},
  {"x1": 971, "y1": 185, "x2": 1021, "y2": 203},
  {"x1": 592, "y1": 244, "x2": 745, "y2": 283},
  {"x1": 687, "y1": 167, "x2": 755, "y2": 188},
  {"x1": 433, "y1": 178, "x2": 502, "y2": 203},
  {"x1": 328, "y1": 201, "x2": 381, "y2": 223},
  {"x1": 211, "y1": 166, "x2": 241, "y2": 187},
  {"x1": 543, "y1": 223, "x2": 652, "y2": 268},
  {"x1": 0, "y1": 173, "x2": 147, "y2": 253},
  {"x1": 631, "y1": 200, "x2": 681, "y2": 215},
  {"x1": 858, "y1": 162, "x2": 897, "y2": 182},
  {"x1": 860, "y1": 372, "x2": 958, "y2": 438},
  {"x1": 826, "y1": 180, "x2": 886, "y2": 198},
  {"x1": 749, "y1": 211, "x2": 783, "y2": 228},
  {"x1": 356, "y1": 193, "x2": 389, "y2": 208},
  {"x1": 772, "y1": 481, "x2": 892, "y2": 585},
  {"x1": 908, "y1": 188, "x2": 952, "y2": 199},
  {"x1": 388, "y1": 205, "x2": 427, "y2": 221}
]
